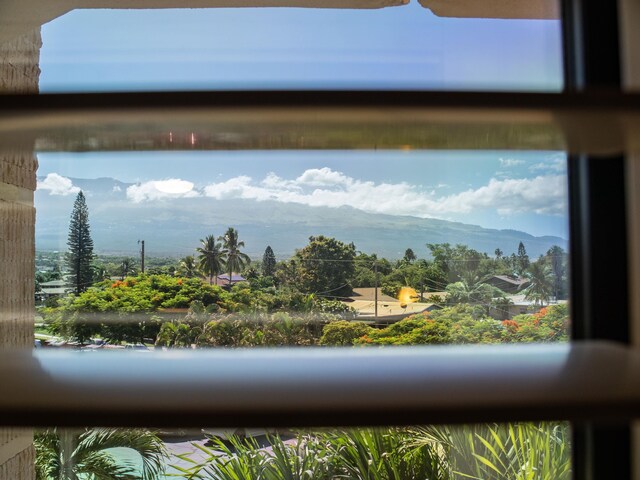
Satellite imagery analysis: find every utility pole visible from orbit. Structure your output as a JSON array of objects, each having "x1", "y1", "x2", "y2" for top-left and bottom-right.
[
  {"x1": 374, "y1": 260, "x2": 378, "y2": 323},
  {"x1": 139, "y1": 240, "x2": 145, "y2": 274}
]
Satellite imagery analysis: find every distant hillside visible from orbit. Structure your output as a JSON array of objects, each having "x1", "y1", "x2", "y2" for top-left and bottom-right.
[{"x1": 36, "y1": 177, "x2": 567, "y2": 259}]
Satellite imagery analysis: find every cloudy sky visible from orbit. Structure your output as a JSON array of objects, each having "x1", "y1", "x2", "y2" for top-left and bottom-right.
[
  {"x1": 35, "y1": 5, "x2": 567, "y2": 241},
  {"x1": 37, "y1": 150, "x2": 568, "y2": 238}
]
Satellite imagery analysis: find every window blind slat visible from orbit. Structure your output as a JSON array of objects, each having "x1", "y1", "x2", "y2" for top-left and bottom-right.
[
  {"x1": 0, "y1": 91, "x2": 637, "y2": 155},
  {"x1": 0, "y1": 341, "x2": 638, "y2": 427}
]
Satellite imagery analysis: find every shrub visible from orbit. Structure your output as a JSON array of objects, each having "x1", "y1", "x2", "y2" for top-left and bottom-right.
[{"x1": 320, "y1": 321, "x2": 373, "y2": 346}]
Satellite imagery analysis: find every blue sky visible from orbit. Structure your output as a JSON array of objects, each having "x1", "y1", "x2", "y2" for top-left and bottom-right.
[
  {"x1": 39, "y1": 2, "x2": 562, "y2": 91},
  {"x1": 36, "y1": 4, "x2": 567, "y2": 240}
]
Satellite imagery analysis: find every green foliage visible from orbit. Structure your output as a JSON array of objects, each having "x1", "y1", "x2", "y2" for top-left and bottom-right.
[
  {"x1": 249, "y1": 275, "x2": 276, "y2": 290},
  {"x1": 356, "y1": 316, "x2": 451, "y2": 346},
  {"x1": 172, "y1": 435, "x2": 265, "y2": 479},
  {"x1": 352, "y1": 253, "x2": 393, "y2": 288},
  {"x1": 505, "y1": 304, "x2": 570, "y2": 343},
  {"x1": 43, "y1": 275, "x2": 229, "y2": 343},
  {"x1": 545, "y1": 245, "x2": 568, "y2": 300},
  {"x1": 177, "y1": 255, "x2": 200, "y2": 278},
  {"x1": 176, "y1": 424, "x2": 570, "y2": 480},
  {"x1": 219, "y1": 227, "x2": 251, "y2": 285},
  {"x1": 403, "y1": 248, "x2": 417, "y2": 263},
  {"x1": 319, "y1": 304, "x2": 570, "y2": 347},
  {"x1": 35, "y1": 427, "x2": 166, "y2": 480},
  {"x1": 293, "y1": 236, "x2": 356, "y2": 297},
  {"x1": 155, "y1": 320, "x2": 199, "y2": 348},
  {"x1": 197, "y1": 311, "x2": 342, "y2": 347},
  {"x1": 119, "y1": 257, "x2": 138, "y2": 280},
  {"x1": 196, "y1": 234, "x2": 226, "y2": 285},
  {"x1": 82, "y1": 276, "x2": 227, "y2": 311},
  {"x1": 320, "y1": 321, "x2": 373, "y2": 346},
  {"x1": 383, "y1": 259, "x2": 448, "y2": 294},
  {"x1": 428, "y1": 243, "x2": 484, "y2": 283},
  {"x1": 176, "y1": 429, "x2": 449, "y2": 480},
  {"x1": 262, "y1": 245, "x2": 277, "y2": 277},
  {"x1": 414, "y1": 422, "x2": 571, "y2": 480},
  {"x1": 524, "y1": 260, "x2": 554, "y2": 306},
  {"x1": 326, "y1": 428, "x2": 449, "y2": 480},
  {"x1": 66, "y1": 191, "x2": 94, "y2": 295},
  {"x1": 381, "y1": 282, "x2": 401, "y2": 299},
  {"x1": 517, "y1": 241, "x2": 530, "y2": 276},
  {"x1": 444, "y1": 279, "x2": 507, "y2": 317}
]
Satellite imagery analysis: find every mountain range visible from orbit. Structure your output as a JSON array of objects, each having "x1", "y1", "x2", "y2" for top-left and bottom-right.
[{"x1": 35, "y1": 177, "x2": 567, "y2": 260}]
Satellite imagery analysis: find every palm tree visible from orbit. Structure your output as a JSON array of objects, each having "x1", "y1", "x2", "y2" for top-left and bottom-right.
[
  {"x1": 196, "y1": 235, "x2": 225, "y2": 285},
  {"x1": 155, "y1": 321, "x2": 198, "y2": 348},
  {"x1": 35, "y1": 427, "x2": 166, "y2": 480},
  {"x1": 91, "y1": 264, "x2": 110, "y2": 282},
  {"x1": 524, "y1": 261, "x2": 554, "y2": 306},
  {"x1": 120, "y1": 258, "x2": 137, "y2": 280},
  {"x1": 219, "y1": 227, "x2": 250, "y2": 286},
  {"x1": 177, "y1": 255, "x2": 199, "y2": 278}
]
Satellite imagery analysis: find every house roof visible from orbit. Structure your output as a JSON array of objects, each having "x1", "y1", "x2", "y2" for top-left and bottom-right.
[
  {"x1": 40, "y1": 279, "x2": 66, "y2": 287},
  {"x1": 348, "y1": 300, "x2": 437, "y2": 323},
  {"x1": 488, "y1": 275, "x2": 529, "y2": 286},
  {"x1": 505, "y1": 294, "x2": 568, "y2": 307},
  {"x1": 39, "y1": 287, "x2": 70, "y2": 295},
  {"x1": 349, "y1": 288, "x2": 397, "y2": 303},
  {"x1": 217, "y1": 273, "x2": 246, "y2": 282}
]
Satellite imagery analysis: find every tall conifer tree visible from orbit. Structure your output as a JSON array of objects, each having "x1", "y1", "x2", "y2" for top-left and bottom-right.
[
  {"x1": 66, "y1": 191, "x2": 94, "y2": 294},
  {"x1": 516, "y1": 241, "x2": 530, "y2": 276},
  {"x1": 262, "y1": 245, "x2": 277, "y2": 277}
]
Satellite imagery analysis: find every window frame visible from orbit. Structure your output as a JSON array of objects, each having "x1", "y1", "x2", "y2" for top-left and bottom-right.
[
  {"x1": 563, "y1": 0, "x2": 633, "y2": 478},
  {"x1": 0, "y1": 1, "x2": 637, "y2": 479}
]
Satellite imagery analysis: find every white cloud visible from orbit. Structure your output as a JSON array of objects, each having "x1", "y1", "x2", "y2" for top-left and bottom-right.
[
  {"x1": 434, "y1": 176, "x2": 567, "y2": 216},
  {"x1": 203, "y1": 176, "x2": 273, "y2": 200},
  {"x1": 499, "y1": 158, "x2": 525, "y2": 167},
  {"x1": 112, "y1": 185, "x2": 122, "y2": 192},
  {"x1": 127, "y1": 179, "x2": 199, "y2": 203},
  {"x1": 529, "y1": 158, "x2": 566, "y2": 173},
  {"x1": 202, "y1": 168, "x2": 567, "y2": 218},
  {"x1": 37, "y1": 173, "x2": 80, "y2": 196},
  {"x1": 295, "y1": 167, "x2": 353, "y2": 187}
]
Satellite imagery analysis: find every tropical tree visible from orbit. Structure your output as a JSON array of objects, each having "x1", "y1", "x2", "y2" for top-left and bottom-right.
[
  {"x1": 427, "y1": 243, "x2": 485, "y2": 284},
  {"x1": 262, "y1": 245, "x2": 277, "y2": 277},
  {"x1": 403, "y1": 248, "x2": 417, "y2": 264},
  {"x1": 66, "y1": 191, "x2": 94, "y2": 295},
  {"x1": 91, "y1": 263, "x2": 110, "y2": 282},
  {"x1": 35, "y1": 427, "x2": 166, "y2": 480},
  {"x1": 155, "y1": 320, "x2": 198, "y2": 348},
  {"x1": 295, "y1": 236, "x2": 356, "y2": 298},
  {"x1": 524, "y1": 261, "x2": 554, "y2": 306},
  {"x1": 219, "y1": 227, "x2": 251, "y2": 286},
  {"x1": 196, "y1": 235, "x2": 226, "y2": 285},
  {"x1": 119, "y1": 257, "x2": 137, "y2": 280},
  {"x1": 494, "y1": 248, "x2": 503, "y2": 259},
  {"x1": 445, "y1": 277, "x2": 504, "y2": 306},
  {"x1": 177, "y1": 255, "x2": 199, "y2": 278}
]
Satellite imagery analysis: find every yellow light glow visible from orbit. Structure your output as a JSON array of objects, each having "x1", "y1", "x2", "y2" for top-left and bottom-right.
[{"x1": 397, "y1": 287, "x2": 419, "y2": 305}]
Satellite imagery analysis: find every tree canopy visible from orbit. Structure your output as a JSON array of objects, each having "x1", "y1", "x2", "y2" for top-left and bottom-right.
[{"x1": 293, "y1": 236, "x2": 356, "y2": 298}]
